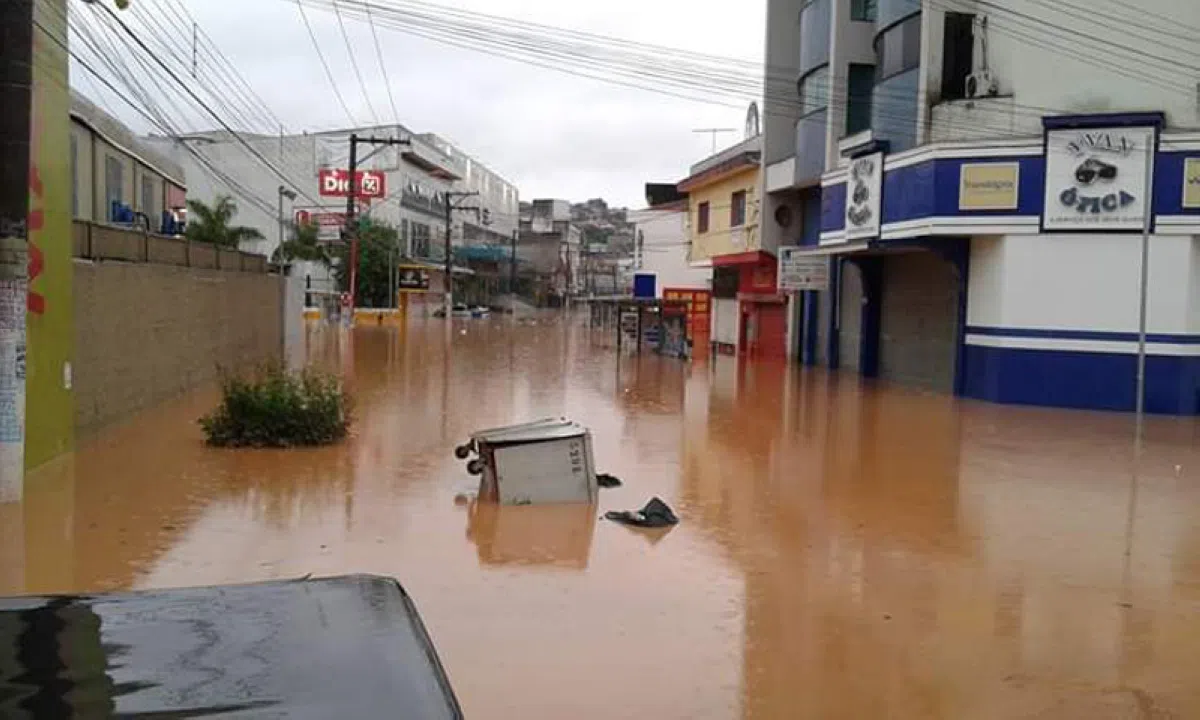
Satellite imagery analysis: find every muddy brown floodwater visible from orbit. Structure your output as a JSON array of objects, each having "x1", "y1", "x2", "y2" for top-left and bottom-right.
[{"x1": 3, "y1": 315, "x2": 1200, "y2": 718}]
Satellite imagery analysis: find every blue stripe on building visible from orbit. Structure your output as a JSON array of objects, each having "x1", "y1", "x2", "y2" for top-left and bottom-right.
[{"x1": 962, "y1": 345, "x2": 1200, "y2": 414}]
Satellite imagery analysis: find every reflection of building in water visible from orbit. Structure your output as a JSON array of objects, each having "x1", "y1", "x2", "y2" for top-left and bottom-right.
[
  {"x1": 465, "y1": 502, "x2": 595, "y2": 570},
  {"x1": 0, "y1": 599, "x2": 113, "y2": 717}
]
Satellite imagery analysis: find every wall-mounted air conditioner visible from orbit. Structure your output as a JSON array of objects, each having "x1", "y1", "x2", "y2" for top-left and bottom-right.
[{"x1": 965, "y1": 70, "x2": 999, "y2": 99}]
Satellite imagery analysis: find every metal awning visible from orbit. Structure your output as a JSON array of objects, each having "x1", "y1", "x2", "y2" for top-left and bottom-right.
[{"x1": 789, "y1": 241, "x2": 873, "y2": 256}]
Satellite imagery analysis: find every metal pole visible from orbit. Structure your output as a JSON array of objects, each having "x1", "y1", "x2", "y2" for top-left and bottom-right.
[
  {"x1": 1134, "y1": 132, "x2": 1156, "y2": 455},
  {"x1": 510, "y1": 227, "x2": 517, "y2": 317},
  {"x1": 0, "y1": 0, "x2": 33, "y2": 502},
  {"x1": 443, "y1": 197, "x2": 452, "y2": 316},
  {"x1": 277, "y1": 186, "x2": 284, "y2": 252},
  {"x1": 345, "y1": 133, "x2": 359, "y2": 309}
]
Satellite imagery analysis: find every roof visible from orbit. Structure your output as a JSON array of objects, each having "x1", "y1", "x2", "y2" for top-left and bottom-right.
[
  {"x1": 0, "y1": 575, "x2": 462, "y2": 718},
  {"x1": 676, "y1": 152, "x2": 760, "y2": 192},
  {"x1": 70, "y1": 91, "x2": 186, "y2": 187},
  {"x1": 645, "y1": 183, "x2": 686, "y2": 207}
]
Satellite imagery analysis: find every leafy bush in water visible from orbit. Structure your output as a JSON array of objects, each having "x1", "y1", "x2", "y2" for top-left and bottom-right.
[{"x1": 200, "y1": 364, "x2": 350, "y2": 447}]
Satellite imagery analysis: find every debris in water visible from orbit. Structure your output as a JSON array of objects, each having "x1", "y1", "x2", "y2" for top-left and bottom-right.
[
  {"x1": 458, "y1": 417, "x2": 597, "y2": 505},
  {"x1": 604, "y1": 497, "x2": 679, "y2": 528},
  {"x1": 597, "y1": 473, "x2": 622, "y2": 488}
]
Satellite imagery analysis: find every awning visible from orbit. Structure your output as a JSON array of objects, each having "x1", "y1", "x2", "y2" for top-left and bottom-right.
[{"x1": 786, "y1": 241, "x2": 872, "y2": 256}]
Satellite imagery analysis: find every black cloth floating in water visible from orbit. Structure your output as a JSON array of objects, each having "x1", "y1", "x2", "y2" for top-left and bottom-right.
[
  {"x1": 597, "y1": 473, "x2": 622, "y2": 488},
  {"x1": 604, "y1": 497, "x2": 679, "y2": 528}
]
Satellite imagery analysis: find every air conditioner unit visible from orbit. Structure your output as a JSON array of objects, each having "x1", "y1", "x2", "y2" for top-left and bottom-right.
[{"x1": 965, "y1": 70, "x2": 999, "y2": 99}]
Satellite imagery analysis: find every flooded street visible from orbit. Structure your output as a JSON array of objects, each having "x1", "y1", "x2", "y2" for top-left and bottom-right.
[{"x1": 3, "y1": 315, "x2": 1200, "y2": 718}]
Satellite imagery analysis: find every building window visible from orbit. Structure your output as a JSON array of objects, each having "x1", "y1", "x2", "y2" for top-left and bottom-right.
[
  {"x1": 851, "y1": 0, "x2": 877, "y2": 22},
  {"x1": 142, "y1": 174, "x2": 155, "y2": 219},
  {"x1": 104, "y1": 155, "x2": 123, "y2": 221},
  {"x1": 875, "y1": 13, "x2": 921, "y2": 83},
  {"x1": 697, "y1": 201, "x2": 710, "y2": 234},
  {"x1": 70, "y1": 133, "x2": 78, "y2": 218},
  {"x1": 941, "y1": 12, "x2": 975, "y2": 101},
  {"x1": 846, "y1": 63, "x2": 875, "y2": 135},
  {"x1": 730, "y1": 191, "x2": 747, "y2": 227},
  {"x1": 797, "y1": 65, "x2": 830, "y2": 116}
]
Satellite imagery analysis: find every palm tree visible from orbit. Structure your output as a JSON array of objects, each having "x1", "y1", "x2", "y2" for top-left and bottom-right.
[
  {"x1": 185, "y1": 195, "x2": 264, "y2": 249},
  {"x1": 272, "y1": 221, "x2": 331, "y2": 266}
]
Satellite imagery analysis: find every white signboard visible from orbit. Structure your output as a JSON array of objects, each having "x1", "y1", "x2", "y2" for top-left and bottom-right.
[
  {"x1": 1042, "y1": 126, "x2": 1155, "y2": 231},
  {"x1": 778, "y1": 247, "x2": 830, "y2": 291},
  {"x1": 845, "y1": 152, "x2": 883, "y2": 241}
]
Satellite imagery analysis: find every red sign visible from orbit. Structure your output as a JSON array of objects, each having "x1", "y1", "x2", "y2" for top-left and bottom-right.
[
  {"x1": 318, "y1": 168, "x2": 386, "y2": 199},
  {"x1": 295, "y1": 210, "x2": 348, "y2": 242}
]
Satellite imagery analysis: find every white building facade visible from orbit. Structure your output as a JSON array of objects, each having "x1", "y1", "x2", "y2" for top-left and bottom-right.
[
  {"x1": 762, "y1": 0, "x2": 1200, "y2": 414},
  {"x1": 628, "y1": 203, "x2": 710, "y2": 297},
  {"x1": 150, "y1": 124, "x2": 519, "y2": 302}
]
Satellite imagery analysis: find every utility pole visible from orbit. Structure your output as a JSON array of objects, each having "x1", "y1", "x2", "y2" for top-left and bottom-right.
[
  {"x1": 441, "y1": 191, "x2": 479, "y2": 315},
  {"x1": 510, "y1": 227, "x2": 518, "y2": 317},
  {"x1": 277, "y1": 185, "x2": 296, "y2": 256},
  {"x1": 0, "y1": 0, "x2": 32, "y2": 501},
  {"x1": 343, "y1": 133, "x2": 409, "y2": 308}
]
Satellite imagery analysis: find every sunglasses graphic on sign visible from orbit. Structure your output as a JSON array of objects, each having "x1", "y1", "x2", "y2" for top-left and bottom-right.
[{"x1": 1074, "y1": 157, "x2": 1118, "y2": 185}]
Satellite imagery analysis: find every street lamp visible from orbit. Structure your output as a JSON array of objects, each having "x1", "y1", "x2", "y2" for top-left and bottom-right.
[{"x1": 277, "y1": 185, "x2": 297, "y2": 256}]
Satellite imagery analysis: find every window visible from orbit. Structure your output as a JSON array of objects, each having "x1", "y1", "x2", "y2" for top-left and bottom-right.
[
  {"x1": 846, "y1": 64, "x2": 875, "y2": 135},
  {"x1": 851, "y1": 0, "x2": 877, "y2": 22},
  {"x1": 875, "y1": 13, "x2": 922, "y2": 82},
  {"x1": 797, "y1": 65, "x2": 830, "y2": 116},
  {"x1": 70, "y1": 133, "x2": 78, "y2": 218},
  {"x1": 798, "y1": 0, "x2": 831, "y2": 72},
  {"x1": 697, "y1": 201, "x2": 710, "y2": 234},
  {"x1": 731, "y1": 191, "x2": 747, "y2": 227},
  {"x1": 941, "y1": 12, "x2": 975, "y2": 101},
  {"x1": 105, "y1": 154, "x2": 123, "y2": 220},
  {"x1": 412, "y1": 223, "x2": 431, "y2": 258},
  {"x1": 142, "y1": 174, "x2": 156, "y2": 218},
  {"x1": 712, "y1": 266, "x2": 739, "y2": 299}
]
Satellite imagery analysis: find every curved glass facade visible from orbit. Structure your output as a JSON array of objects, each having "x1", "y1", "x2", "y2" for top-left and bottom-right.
[
  {"x1": 872, "y1": 5, "x2": 921, "y2": 153},
  {"x1": 875, "y1": 0, "x2": 919, "y2": 32},
  {"x1": 871, "y1": 69, "x2": 919, "y2": 152},
  {"x1": 798, "y1": 0, "x2": 831, "y2": 76},
  {"x1": 795, "y1": 108, "x2": 828, "y2": 183}
]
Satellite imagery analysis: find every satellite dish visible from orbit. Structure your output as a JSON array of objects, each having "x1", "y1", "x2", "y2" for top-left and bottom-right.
[{"x1": 745, "y1": 102, "x2": 761, "y2": 139}]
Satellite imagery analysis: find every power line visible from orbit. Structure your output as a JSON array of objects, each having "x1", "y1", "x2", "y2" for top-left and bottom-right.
[
  {"x1": 295, "y1": 0, "x2": 358, "y2": 126},
  {"x1": 333, "y1": 0, "x2": 381, "y2": 124},
  {"x1": 83, "y1": 2, "x2": 321, "y2": 205},
  {"x1": 365, "y1": 0, "x2": 401, "y2": 125}
]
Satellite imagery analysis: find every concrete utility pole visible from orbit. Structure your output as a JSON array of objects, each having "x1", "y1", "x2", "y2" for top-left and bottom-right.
[
  {"x1": 442, "y1": 191, "x2": 479, "y2": 315},
  {"x1": 344, "y1": 133, "x2": 409, "y2": 307},
  {"x1": 277, "y1": 185, "x2": 296, "y2": 255},
  {"x1": 0, "y1": 0, "x2": 33, "y2": 501},
  {"x1": 510, "y1": 227, "x2": 518, "y2": 317}
]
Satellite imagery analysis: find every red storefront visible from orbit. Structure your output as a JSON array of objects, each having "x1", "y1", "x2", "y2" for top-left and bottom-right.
[{"x1": 714, "y1": 251, "x2": 788, "y2": 359}]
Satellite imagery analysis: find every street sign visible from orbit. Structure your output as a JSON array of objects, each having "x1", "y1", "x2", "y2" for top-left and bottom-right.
[
  {"x1": 396, "y1": 265, "x2": 431, "y2": 293},
  {"x1": 778, "y1": 247, "x2": 830, "y2": 291},
  {"x1": 318, "y1": 169, "x2": 387, "y2": 199},
  {"x1": 295, "y1": 210, "x2": 347, "y2": 242}
]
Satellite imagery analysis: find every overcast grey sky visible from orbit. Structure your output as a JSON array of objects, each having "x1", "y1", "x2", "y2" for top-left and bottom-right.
[{"x1": 79, "y1": 0, "x2": 766, "y2": 209}]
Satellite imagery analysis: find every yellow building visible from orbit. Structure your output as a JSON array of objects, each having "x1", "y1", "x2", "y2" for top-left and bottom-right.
[
  {"x1": 678, "y1": 137, "x2": 762, "y2": 262},
  {"x1": 677, "y1": 135, "x2": 788, "y2": 358}
]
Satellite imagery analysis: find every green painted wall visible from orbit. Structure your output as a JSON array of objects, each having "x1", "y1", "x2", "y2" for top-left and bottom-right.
[{"x1": 26, "y1": 0, "x2": 74, "y2": 469}]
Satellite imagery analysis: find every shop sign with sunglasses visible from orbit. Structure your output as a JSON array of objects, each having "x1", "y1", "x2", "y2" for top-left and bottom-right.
[{"x1": 1042, "y1": 126, "x2": 1156, "y2": 231}]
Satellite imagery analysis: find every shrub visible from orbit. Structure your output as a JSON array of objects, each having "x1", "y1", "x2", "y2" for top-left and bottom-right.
[{"x1": 200, "y1": 363, "x2": 350, "y2": 447}]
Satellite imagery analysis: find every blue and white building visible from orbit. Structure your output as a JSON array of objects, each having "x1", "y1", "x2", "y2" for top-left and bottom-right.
[{"x1": 763, "y1": 0, "x2": 1200, "y2": 413}]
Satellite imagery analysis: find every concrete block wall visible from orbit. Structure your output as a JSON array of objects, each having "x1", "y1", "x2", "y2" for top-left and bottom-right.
[{"x1": 73, "y1": 260, "x2": 283, "y2": 436}]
